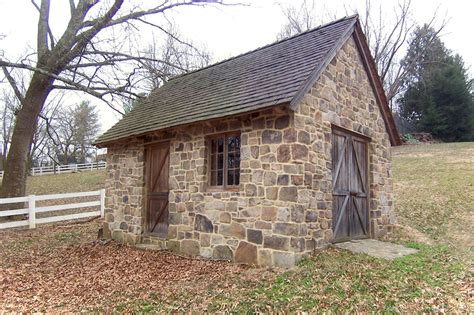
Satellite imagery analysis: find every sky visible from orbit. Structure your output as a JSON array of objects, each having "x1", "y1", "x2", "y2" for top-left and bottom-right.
[{"x1": 0, "y1": 0, "x2": 473, "y2": 133}]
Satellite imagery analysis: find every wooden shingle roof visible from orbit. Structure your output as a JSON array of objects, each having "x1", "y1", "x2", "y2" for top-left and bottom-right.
[{"x1": 96, "y1": 15, "x2": 400, "y2": 146}]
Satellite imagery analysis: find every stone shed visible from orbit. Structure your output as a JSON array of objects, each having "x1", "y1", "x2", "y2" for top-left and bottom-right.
[{"x1": 95, "y1": 15, "x2": 401, "y2": 267}]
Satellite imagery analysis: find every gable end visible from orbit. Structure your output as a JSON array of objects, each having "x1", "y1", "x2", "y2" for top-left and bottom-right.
[
  {"x1": 289, "y1": 21, "x2": 401, "y2": 146},
  {"x1": 289, "y1": 18, "x2": 357, "y2": 111}
]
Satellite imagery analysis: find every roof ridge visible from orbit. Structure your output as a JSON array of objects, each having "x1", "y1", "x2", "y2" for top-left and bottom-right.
[{"x1": 168, "y1": 14, "x2": 359, "y2": 82}]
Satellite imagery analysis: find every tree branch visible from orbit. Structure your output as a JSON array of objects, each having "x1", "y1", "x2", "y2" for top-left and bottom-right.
[
  {"x1": 35, "y1": 0, "x2": 52, "y2": 56},
  {"x1": 0, "y1": 60, "x2": 125, "y2": 115},
  {"x1": 1, "y1": 66, "x2": 24, "y2": 102}
]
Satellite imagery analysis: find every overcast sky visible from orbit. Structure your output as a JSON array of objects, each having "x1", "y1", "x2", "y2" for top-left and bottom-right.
[{"x1": 0, "y1": 0, "x2": 473, "y2": 132}]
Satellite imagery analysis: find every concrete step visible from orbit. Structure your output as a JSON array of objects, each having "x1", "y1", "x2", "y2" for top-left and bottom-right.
[
  {"x1": 334, "y1": 239, "x2": 418, "y2": 260},
  {"x1": 135, "y1": 243, "x2": 166, "y2": 251}
]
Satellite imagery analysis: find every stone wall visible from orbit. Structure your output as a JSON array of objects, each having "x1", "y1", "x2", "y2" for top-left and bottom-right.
[
  {"x1": 103, "y1": 34, "x2": 395, "y2": 267},
  {"x1": 293, "y1": 35, "x2": 395, "y2": 240},
  {"x1": 103, "y1": 138, "x2": 146, "y2": 245},
  {"x1": 143, "y1": 106, "x2": 315, "y2": 267}
]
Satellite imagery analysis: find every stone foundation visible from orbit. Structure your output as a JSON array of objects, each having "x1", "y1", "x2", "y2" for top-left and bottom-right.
[{"x1": 102, "y1": 35, "x2": 395, "y2": 267}]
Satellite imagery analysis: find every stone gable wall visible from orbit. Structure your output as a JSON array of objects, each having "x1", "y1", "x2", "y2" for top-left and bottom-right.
[
  {"x1": 293, "y1": 35, "x2": 395, "y2": 240},
  {"x1": 103, "y1": 35, "x2": 395, "y2": 267}
]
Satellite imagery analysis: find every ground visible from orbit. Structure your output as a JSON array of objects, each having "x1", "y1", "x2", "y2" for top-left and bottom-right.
[
  {"x1": 391, "y1": 142, "x2": 474, "y2": 260},
  {"x1": 0, "y1": 143, "x2": 473, "y2": 312}
]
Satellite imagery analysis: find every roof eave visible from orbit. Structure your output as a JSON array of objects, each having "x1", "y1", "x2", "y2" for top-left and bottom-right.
[
  {"x1": 351, "y1": 21, "x2": 401, "y2": 146},
  {"x1": 94, "y1": 101, "x2": 293, "y2": 147}
]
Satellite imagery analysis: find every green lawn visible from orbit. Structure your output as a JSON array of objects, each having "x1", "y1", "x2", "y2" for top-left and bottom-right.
[
  {"x1": 1, "y1": 143, "x2": 472, "y2": 312},
  {"x1": 392, "y1": 142, "x2": 474, "y2": 260},
  {"x1": 26, "y1": 170, "x2": 106, "y2": 195},
  {"x1": 117, "y1": 243, "x2": 468, "y2": 313}
]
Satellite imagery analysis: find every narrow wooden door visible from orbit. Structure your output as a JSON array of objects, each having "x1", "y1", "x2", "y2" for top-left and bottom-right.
[
  {"x1": 332, "y1": 128, "x2": 369, "y2": 242},
  {"x1": 146, "y1": 142, "x2": 170, "y2": 237}
]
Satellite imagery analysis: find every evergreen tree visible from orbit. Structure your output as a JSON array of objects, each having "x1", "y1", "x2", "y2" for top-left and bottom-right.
[
  {"x1": 398, "y1": 25, "x2": 474, "y2": 141},
  {"x1": 429, "y1": 56, "x2": 474, "y2": 141}
]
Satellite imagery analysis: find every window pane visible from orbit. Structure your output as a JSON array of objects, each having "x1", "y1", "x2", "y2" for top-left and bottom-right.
[
  {"x1": 227, "y1": 170, "x2": 234, "y2": 186},
  {"x1": 228, "y1": 135, "x2": 241, "y2": 153},
  {"x1": 210, "y1": 171, "x2": 216, "y2": 186},
  {"x1": 235, "y1": 152, "x2": 240, "y2": 166},
  {"x1": 211, "y1": 154, "x2": 216, "y2": 170},
  {"x1": 228, "y1": 153, "x2": 235, "y2": 169},
  {"x1": 217, "y1": 170, "x2": 223, "y2": 185},
  {"x1": 217, "y1": 138, "x2": 224, "y2": 153},
  {"x1": 235, "y1": 136, "x2": 240, "y2": 150},
  {"x1": 211, "y1": 137, "x2": 224, "y2": 154},
  {"x1": 235, "y1": 169, "x2": 240, "y2": 185},
  {"x1": 217, "y1": 153, "x2": 224, "y2": 170},
  {"x1": 228, "y1": 136, "x2": 235, "y2": 152},
  {"x1": 211, "y1": 139, "x2": 216, "y2": 154}
]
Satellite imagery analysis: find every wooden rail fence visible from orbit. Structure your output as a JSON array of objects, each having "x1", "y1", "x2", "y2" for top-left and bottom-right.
[
  {"x1": 0, "y1": 161, "x2": 106, "y2": 177},
  {"x1": 0, "y1": 189, "x2": 105, "y2": 230}
]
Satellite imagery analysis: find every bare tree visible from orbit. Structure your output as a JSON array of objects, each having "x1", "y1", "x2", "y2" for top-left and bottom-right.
[
  {"x1": 141, "y1": 24, "x2": 212, "y2": 91},
  {"x1": 71, "y1": 101, "x2": 101, "y2": 164},
  {"x1": 277, "y1": 0, "x2": 323, "y2": 40},
  {"x1": 0, "y1": 91, "x2": 17, "y2": 170},
  {"x1": 277, "y1": 0, "x2": 446, "y2": 106},
  {"x1": 357, "y1": 0, "x2": 446, "y2": 104},
  {"x1": 0, "y1": 72, "x2": 61, "y2": 170},
  {"x1": 29, "y1": 93, "x2": 64, "y2": 167},
  {"x1": 0, "y1": 0, "x2": 226, "y2": 200}
]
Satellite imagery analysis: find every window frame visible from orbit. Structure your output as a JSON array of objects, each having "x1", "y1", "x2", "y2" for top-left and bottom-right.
[{"x1": 206, "y1": 131, "x2": 241, "y2": 192}]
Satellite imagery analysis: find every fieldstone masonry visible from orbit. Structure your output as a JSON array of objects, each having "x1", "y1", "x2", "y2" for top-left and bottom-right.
[{"x1": 103, "y1": 36, "x2": 395, "y2": 267}]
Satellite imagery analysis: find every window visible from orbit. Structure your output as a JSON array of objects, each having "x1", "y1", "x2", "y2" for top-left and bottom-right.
[{"x1": 208, "y1": 133, "x2": 241, "y2": 189}]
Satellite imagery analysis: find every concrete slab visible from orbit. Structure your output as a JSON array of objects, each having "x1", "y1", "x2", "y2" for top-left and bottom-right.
[
  {"x1": 135, "y1": 243, "x2": 165, "y2": 251},
  {"x1": 334, "y1": 239, "x2": 418, "y2": 260}
]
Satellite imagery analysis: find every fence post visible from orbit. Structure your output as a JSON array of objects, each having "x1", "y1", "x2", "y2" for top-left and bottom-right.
[
  {"x1": 100, "y1": 189, "x2": 106, "y2": 218},
  {"x1": 28, "y1": 195, "x2": 36, "y2": 229}
]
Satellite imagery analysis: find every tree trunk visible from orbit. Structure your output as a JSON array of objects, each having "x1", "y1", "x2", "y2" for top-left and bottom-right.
[{"x1": 0, "y1": 72, "x2": 53, "y2": 199}]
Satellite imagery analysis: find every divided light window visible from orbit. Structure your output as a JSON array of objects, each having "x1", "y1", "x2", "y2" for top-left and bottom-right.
[{"x1": 208, "y1": 133, "x2": 241, "y2": 189}]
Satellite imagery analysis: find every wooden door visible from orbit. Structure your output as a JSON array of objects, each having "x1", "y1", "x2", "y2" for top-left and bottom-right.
[
  {"x1": 332, "y1": 128, "x2": 369, "y2": 242},
  {"x1": 146, "y1": 142, "x2": 170, "y2": 237}
]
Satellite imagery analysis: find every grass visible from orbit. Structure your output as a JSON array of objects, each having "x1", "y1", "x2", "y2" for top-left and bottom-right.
[
  {"x1": 114, "y1": 142, "x2": 472, "y2": 312},
  {"x1": 115, "y1": 243, "x2": 469, "y2": 313},
  {"x1": 1, "y1": 143, "x2": 472, "y2": 312},
  {"x1": 25, "y1": 170, "x2": 106, "y2": 195},
  {"x1": 391, "y1": 142, "x2": 474, "y2": 260}
]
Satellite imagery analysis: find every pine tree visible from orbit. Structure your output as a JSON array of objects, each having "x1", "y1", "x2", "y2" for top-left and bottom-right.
[
  {"x1": 429, "y1": 56, "x2": 474, "y2": 141},
  {"x1": 398, "y1": 26, "x2": 474, "y2": 141}
]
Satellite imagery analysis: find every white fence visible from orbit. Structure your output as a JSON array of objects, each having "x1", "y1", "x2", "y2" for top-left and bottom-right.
[
  {"x1": 0, "y1": 189, "x2": 105, "y2": 230},
  {"x1": 31, "y1": 161, "x2": 107, "y2": 176},
  {"x1": 0, "y1": 161, "x2": 106, "y2": 178}
]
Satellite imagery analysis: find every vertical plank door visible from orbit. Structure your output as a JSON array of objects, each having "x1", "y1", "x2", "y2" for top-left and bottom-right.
[
  {"x1": 332, "y1": 128, "x2": 369, "y2": 242},
  {"x1": 146, "y1": 142, "x2": 170, "y2": 237}
]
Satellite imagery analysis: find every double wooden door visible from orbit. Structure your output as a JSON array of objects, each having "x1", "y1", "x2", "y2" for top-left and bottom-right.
[
  {"x1": 332, "y1": 128, "x2": 369, "y2": 242},
  {"x1": 146, "y1": 142, "x2": 170, "y2": 237}
]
